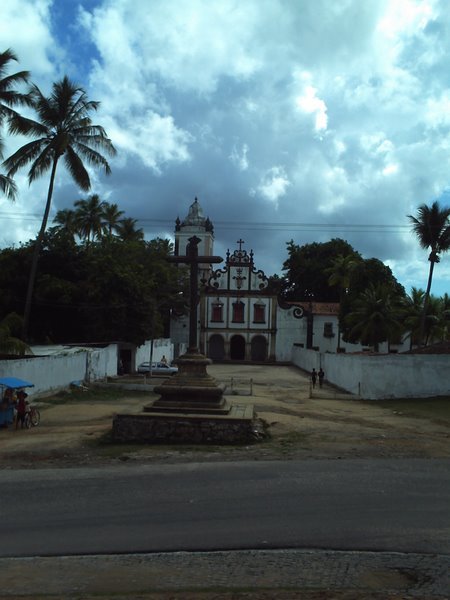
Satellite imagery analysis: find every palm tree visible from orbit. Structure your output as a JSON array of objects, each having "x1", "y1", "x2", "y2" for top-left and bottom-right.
[
  {"x1": 116, "y1": 217, "x2": 144, "y2": 242},
  {"x1": 325, "y1": 253, "x2": 360, "y2": 350},
  {"x1": 53, "y1": 208, "x2": 79, "y2": 240},
  {"x1": 3, "y1": 76, "x2": 116, "y2": 338},
  {"x1": 345, "y1": 283, "x2": 404, "y2": 352},
  {"x1": 74, "y1": 194, "x2": 106, "y2": 245},
  {"x1": 0, "y1": 48, "x2": 31, "y2": 199},
  {"x1": 102, "y1": 202, "x2": 124, "y2": 237},
  {"x1": 402, "y1": 287, "x2": 425, "y2": 349},
  {"x1": 408, "y1": 201, "x2": 450, "y2": 345}
]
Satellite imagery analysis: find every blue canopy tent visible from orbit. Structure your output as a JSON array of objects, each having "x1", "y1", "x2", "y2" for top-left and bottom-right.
[
  {"x1": 0, "y1": 377, "x2": 34, "y2": 389},
  {"x1": 0, "y1": 377, "x2": 34, "y2": 427}
]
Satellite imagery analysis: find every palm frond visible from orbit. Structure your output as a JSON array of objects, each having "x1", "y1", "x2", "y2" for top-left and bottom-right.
[
  {"x1": 0, "y1": 173, "x2": 17, "y2": 199},
  {"x1": 72, "y1": 142, "x2": 113, "y2": 174},
  {"x1": 64, "y1": 146, "x2": 90, "y2": 190},
  {"x1": 3, "y1": 138, "x2": 48, "y2": 177},
  {"x1": 28, "y1": 146, "x2": 55, "y2": 182}
]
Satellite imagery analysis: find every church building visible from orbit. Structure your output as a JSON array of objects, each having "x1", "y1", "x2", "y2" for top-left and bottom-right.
[{"x1": 171, "y1": 198, "x2": 307, "y2": 362}]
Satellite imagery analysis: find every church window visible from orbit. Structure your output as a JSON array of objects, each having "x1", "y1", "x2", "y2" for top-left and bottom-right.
[
  {"x1": 232, "y1": 301, "x2": 245, "y2": 323},
  {"x1": 323, "y1": 322, "x2": 334, "y2": 338},
  {"x1": 211, "y1": 301, "x2": 223, "y2": 322},
  {"x1": 253, "y1": 302, "x2": 265, "y2": 323}
]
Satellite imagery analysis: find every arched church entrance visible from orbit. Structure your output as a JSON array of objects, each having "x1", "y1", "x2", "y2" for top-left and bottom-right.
[
  {"x1": 251, "y1": 335, "x2": 267, "y2": 361},
  {"x1": 230, "y1": 335, "x2": 245, "y2": 360},
  {"x1": 209, "y1": 334, "x2": 225, "y2": 360}
]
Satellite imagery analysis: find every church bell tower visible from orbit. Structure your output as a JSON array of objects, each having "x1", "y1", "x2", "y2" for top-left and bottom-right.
[{"x1": 174, "y1": 197, "x2": 214, "y2": 283}]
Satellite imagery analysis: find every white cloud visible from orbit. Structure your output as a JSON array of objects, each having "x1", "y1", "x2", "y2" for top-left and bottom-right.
[
  {"x1": 255, "y1": 167, "x2": 290, "y2": 206},
  {"x1": 230, "y1": 143, "x2": 249, "y2": 171}
]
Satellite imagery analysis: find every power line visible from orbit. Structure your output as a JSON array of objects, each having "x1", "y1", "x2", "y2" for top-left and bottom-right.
[{"x1": 0, "y1": 211, "x2": 411, "y2": 233}]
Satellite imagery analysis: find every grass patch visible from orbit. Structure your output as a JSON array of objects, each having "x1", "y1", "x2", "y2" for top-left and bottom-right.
[{"x1": 373, "y1": 396, "x2": 450, "y2": 425}]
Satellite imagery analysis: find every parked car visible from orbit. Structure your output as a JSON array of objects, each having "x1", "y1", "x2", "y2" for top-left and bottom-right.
[{"x1": 137, "y1": 361, "x2": 178, "y2": 375}]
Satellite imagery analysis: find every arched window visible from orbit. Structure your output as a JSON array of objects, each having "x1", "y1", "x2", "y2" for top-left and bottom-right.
[{"x1": 232, "y1": 300, "x2": 245, "y2": 323}]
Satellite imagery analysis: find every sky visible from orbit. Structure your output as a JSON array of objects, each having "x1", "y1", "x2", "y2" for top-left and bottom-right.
[{"x1": 1, "y1": 0, "x2": 450, "y2": 297}]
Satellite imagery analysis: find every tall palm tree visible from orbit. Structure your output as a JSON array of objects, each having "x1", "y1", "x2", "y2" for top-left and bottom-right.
[
  {"x1": 408, "y1": 201, "x2": 450, "y2": 344},
  {"x1": 3, "y1": 76, "x2": 116, "y2": 338},
  {"x1": 325, "y1": 253, "x2": 360, "y2": 350},
  {"x1": 345, "y1": 283, "x2": 404, "y2": 352},
  {"x1": 0, "y1": 48, "x2": 31, "y2": 199},
  {"x1": 74, "y1": 194, "x2": 106, "y2": 245},
  {"x1": 102, "y1": 202, "x2": 124, "y2": 237},
  {"x1": 116, "y1": 217, "x2": 144, "y2": 242}
]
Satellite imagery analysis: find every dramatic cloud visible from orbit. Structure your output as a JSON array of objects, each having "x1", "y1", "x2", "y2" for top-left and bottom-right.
[{"x1": 1, "y1": 0, "x2": 450, "y2": 296}]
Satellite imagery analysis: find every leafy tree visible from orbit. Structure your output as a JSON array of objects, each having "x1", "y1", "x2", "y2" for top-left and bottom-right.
[
  {"x1": 325, "y1": 253, "x2": 361, "y2": 350},
  {"x1": 408, "y1": 200, "x2": 450, "y2": 344},
  {"x1": 74, "y1": 194, "x2": 106, "y2": 245},
  {"x1": 0, "y1": 48, "x2": 31, "y2": 199},
  {"x1": 344, "y1": 283, "x2": 404, "y2": 352},
  {"x1": 3, "y1": 76, "x2": 116, "y2": 339},
  {"x1": 282, "y1": 238, "x2": 359, "y2": 301},
  {"x1": 0, "y1": 312, "x2": 30, "y2": 355}
]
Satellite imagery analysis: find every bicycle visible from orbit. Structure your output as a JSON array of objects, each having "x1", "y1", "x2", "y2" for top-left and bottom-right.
[{"x1": 24, "y1": 403, "x2": 40, "y2": 428}]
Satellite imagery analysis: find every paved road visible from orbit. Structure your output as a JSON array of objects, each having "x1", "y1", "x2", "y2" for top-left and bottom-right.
[{"x1": 1, "y1": 459, "x2": 449, "y2": 558}]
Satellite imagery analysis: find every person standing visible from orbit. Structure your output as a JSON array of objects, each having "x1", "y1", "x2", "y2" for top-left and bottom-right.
[
  {"x1": 318, "y1": 368, "x2": 325, "y2": 388},
  {"x1": 311, "y1": 368, "x2": 317, "y2": 388},
  {"x1": 16, "y1": 389, "x2": 28, "y2": 429}
]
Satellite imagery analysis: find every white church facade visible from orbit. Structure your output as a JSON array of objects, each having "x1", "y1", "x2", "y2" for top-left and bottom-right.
[
  {"x1": 170, "y1": 198, "x2": 411, "y2": 361},
  {"x1": 170, "y1": 198, "x2": 363, "y2": 362}
]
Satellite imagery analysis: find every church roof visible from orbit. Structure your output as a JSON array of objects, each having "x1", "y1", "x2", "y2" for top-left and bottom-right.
[{"x1": 288, "y1": 301, "x2": 340, "y2": 315}]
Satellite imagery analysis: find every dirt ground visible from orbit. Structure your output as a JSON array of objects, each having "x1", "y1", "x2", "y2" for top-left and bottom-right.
[{"x1": 1, "y1": 363, "x2": 449, "y2": 468}]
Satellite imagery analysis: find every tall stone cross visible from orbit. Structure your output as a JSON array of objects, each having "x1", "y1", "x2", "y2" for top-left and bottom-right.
[{"x1": 169, "y1": 236, "x2": 222, "y2": 353}]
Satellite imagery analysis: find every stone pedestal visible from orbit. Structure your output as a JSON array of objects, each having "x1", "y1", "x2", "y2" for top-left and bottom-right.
[
  {"x1": 146, "y1": 351, "x2": 231, "y2": 414},
  {"x1": 112, "y1": 350, "x2": 256, "y2": 444}
]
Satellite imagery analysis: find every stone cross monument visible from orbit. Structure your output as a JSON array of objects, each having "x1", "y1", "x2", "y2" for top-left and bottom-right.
[{"x1": 149, "y1": 236, "x2": 230, "y2": 414}]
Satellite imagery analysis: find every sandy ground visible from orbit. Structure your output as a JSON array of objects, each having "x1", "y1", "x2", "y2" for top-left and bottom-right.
[{"x1": 1, "y1": 363, "x2": 449, "y2": 468}]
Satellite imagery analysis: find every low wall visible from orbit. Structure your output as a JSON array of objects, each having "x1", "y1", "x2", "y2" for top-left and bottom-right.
[
  {"x1": 0, "y1": 345, "x2": 118, "y2": 397},
  {"x1": 292, "y1": 345, "x2": 450, "y2": 399}
]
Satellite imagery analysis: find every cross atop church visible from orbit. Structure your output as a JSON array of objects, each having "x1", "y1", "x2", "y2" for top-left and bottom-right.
[
  {"x1": 169, "y1": 236, "x2": 222, "y2": 353},
  {"x1": 236, "y1": 238, "x2": 245, "y2": 251}
]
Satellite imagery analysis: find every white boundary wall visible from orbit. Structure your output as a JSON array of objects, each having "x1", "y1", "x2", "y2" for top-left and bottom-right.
[
  {"x1": 0, "y1": 345, "x2": 118, "y2": 397},
  {"x1": 292, "y1": 345, "x2": 450, "y2": 399},
  {"x1": 0, "y1": 338, "x2": 174, "y2": 397}
]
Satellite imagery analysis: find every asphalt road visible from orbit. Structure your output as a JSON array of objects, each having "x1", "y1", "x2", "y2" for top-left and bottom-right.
[{"x1": 1, "y1": 458, "x2": 449, "y2": 558}]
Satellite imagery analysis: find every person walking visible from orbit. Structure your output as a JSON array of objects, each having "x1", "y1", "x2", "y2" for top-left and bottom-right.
[
  {"x1": 311, "y1": 368, "x2": 317, "y2": 389},
  {"x1": 318, "y1": 368, "x2": 325, "y2": 388}
]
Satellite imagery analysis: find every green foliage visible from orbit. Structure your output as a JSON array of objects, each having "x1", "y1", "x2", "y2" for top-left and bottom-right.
[
  {"x1": 0, "y1": 312, "x2": 30, "y2": 355},
  {"x1": 282, "y1": 238, "x2": 359, "y2": 301},
  {"x1": 344, "y1": 282, "x2": 404, "y2": 351},
  {"x1": 408, "y1": 200, "x2": 450, "y2": 344},
  {"x1": 0, "y1": 48, "x2": 32, "y2": 199},
  {"x1": 0, "y1": 233, "x2": 186, "y2": 345}
]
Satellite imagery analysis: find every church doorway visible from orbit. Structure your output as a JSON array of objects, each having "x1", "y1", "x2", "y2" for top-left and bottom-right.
[
  {"x1": 251, "y1": 335, "x2": 267, "y2": 361},
  {"x1": 209, "y1": 334, "x2": 225, "y2": 360},
  {"x1": 230, "y1": 335, "x2": 246, "y2": 360}
]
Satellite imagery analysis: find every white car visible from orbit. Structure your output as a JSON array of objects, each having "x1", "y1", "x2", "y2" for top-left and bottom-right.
[{"x1": 137, "y1": 361, "x2": 178, "y2": 375}]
